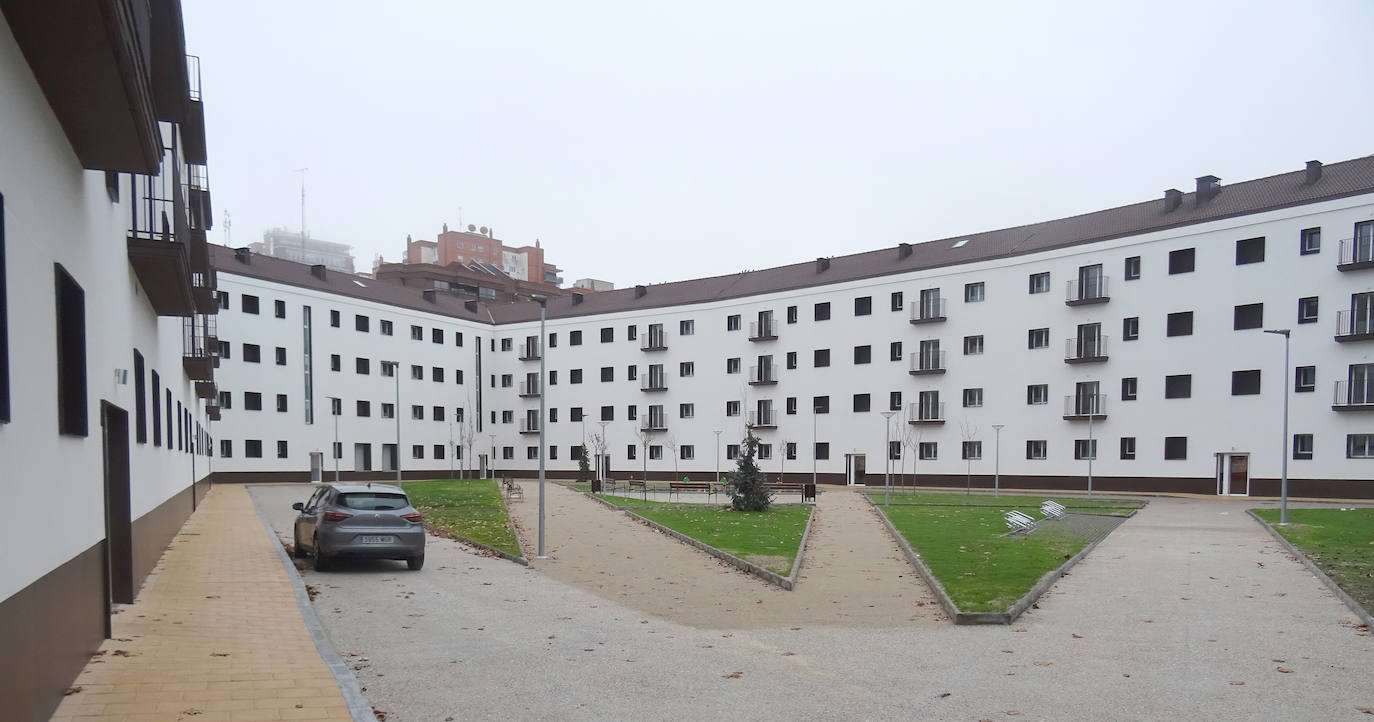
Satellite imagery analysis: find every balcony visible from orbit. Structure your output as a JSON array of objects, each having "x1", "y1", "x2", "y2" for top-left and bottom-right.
[
  {"x1": 641, "y1": 334, "x2": 668, "y2": 352},
  {"x1": 640, "y1": 418, "x2": 667, "y2": 432},
  {"x1": 1334, "y1": 311, "x2": 1374, "y2": 343},
  {"x1": 1337, "y1": 239, "x2": 1374, "y2": 272},
  {"x1": 746, "y1": 409, "x2": 776, "y2": 429},
  {"x1": 748, "y1": 365, "x2": 777, "y2": 385},
  {"x1": 182, "y1": 55, "x2": 207, "y2": 164},
  {"x1": 909, "y1": 299, "x2": 947, "y2": 325},
  {"x1": 1064, "y1": 336, "x2": 1109, "y2": 364},
  {"x1": 748, "y1": 319, "x2": 778, "y2": 341},
  {"x1": 1332, "y1": 381, "x2": 1374, "y2": 411},
  {"x1": 1063, "y1": 394, "x2": 1107, "y2": 421},
  {"x1": 194, "y1": 381, "x2": 216, "y2": 400},
  {"x1": 127, "y1": 150, "x2": 196, "y2": 316},
  {"x1": 1066, "y1": 277, "x2": 1110, "y2": 306},
  {"x1": 519, "y1": 381, "x2": 541, "y2": 398},
  {"x1": 181, "y1": 315, "x2": 216, "y2": 381},
  {"x1": 519, "y1": 419, "x2": 541, "y2": 434},
  {"x1": 906, "y1": 401, "x2": 945, "y2": 424},
  {"x1": 518, "y1": 345, "x2": 542, "y2": 361},
  {"x1": 640, "y1": 376, "x2": 668, "y2": 392},
  {"x1": 909, "y1": 350, "x2": 946, "y2": 375},
  {"x1": 206, "y1": 399, "x2": 221, "y2": 422}
]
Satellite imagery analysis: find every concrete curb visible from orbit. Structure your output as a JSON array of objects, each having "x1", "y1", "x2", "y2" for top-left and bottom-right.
[
  {"x1": 864, "y1": 496, "x2": 1136, "y2": 625},
  {"x1": 1245, "y1": 510, "x2": 1374, "y2": 627},
  {"x1": 426, "y1": 524, "x2": 530, "y2": 567},
  {"x1": 246, "y1": 490, "x2": 374, "y2": 722},
  {"x1": 621, "y1": 506, "x2": 815, "y2": 591}
]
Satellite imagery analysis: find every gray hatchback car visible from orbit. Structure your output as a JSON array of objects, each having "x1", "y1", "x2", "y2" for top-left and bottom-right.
[{"x1": 292, "y1": 483, "x2": 426, "y2": 571}]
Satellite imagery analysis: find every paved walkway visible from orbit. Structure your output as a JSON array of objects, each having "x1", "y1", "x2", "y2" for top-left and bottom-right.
[{"x1": 52, "y1": 485, "x2": 352, "y2": 722}]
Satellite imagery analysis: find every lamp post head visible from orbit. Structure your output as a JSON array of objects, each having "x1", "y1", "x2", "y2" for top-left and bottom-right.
[
  {"x1": 1263, "y1": 328, "x2": 1290, "y2": 338},
  {"x1": 531, "y1": 295, "x2": 548, "y2": 308}
]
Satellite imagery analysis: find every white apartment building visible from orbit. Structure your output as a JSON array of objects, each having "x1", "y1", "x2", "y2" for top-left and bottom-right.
[
  {"x1": 211, "y1": 157, "x2": 1374, "y2": 500},
  {"x1": 1, "y1": 2, "x2": 218, "y2": 718}
]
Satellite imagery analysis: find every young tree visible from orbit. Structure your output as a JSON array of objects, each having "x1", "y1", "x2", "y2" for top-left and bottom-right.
[
  {"x1": 959, "y1": 417, "x2": 979, "y2": 495},
  {"x1": 631, "y1": 421, "x2": 650, "y2": 482},
  {"x1": 902, "y1": 424, "x2": 922, "y2": 492},
  {"x1": 724, "y1": 430, "x2": 772, "y2": 511},
  {"x1": 666, "y1": 434, "x2": 681, "y2": 477},
  {"x1": 576, "y1": 444, "x2": 591, "y2": 483},
  {"x1": 590, "y1": 431, "x2": 609, "y2": 482}
]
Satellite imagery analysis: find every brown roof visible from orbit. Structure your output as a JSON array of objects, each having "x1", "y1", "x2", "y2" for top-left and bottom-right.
[{"x1": 215, "y1": 155, "x2": 1374, "y2": 326}]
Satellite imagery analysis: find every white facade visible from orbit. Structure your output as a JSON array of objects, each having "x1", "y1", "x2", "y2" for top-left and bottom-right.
[{"x1": 211, "y1": 185, "x2": 1374, "y2": 495}]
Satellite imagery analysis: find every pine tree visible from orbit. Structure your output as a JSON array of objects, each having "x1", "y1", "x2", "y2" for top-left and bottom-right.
[
  {"x1": 576, "y1": 444, "x2": 591, "y2": 483},
  {"x1": 725, "y1": 430, "x2": 772, "y2": 511}
]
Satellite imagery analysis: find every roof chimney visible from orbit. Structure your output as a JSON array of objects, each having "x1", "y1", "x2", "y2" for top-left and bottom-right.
[
  {"x1": 464, "y1": 300, "x2": 478, "y2": 312},
  {"x1": 1305, "y1": 160, "x2": 1322, "y2": 185},
  {"x1": 233, "y1": 247, "x2": 251, "y2": 264},
  {"x1": 310, "y1": 264, "x2": 326, "y2": 280},
  {"x1": 571, "y1": 293, "x2": 584, "y2": 306},
  {"x1": 1195, "y1": 175, "x2": 1221, "y2": 205},
  {"x1": 816, "y1": 257, "x2": 830, "y2": 273},
  {"x1": 898, "y1": 243, "x2": 913, "y2": 259},
  {"x1": 634, "y1": 285, "x2": 647, "y2": 299},
  {"x1": 1163, "y1": 188, "x2": 1183, "y2": 213},
  {"x1": 422, "y1": 289, "x2": 436, "y2": 303}
]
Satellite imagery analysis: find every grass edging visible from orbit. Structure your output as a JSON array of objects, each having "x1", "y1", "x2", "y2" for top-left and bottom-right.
[
  {"x1": 1245, "y1": 510, "x2": 1373, "y2": 627},
  {"x1": 864, "y1": 495, "x2": 1137, "y2": 625},
  {"x1": 620, "y1": 506, "x2": 815, "y2": 591},
  {"x1": 425, "y1": 523, "x2": 529, "y2": 567}
]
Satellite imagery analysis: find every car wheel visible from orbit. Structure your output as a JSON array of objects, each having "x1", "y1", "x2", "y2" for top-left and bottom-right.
[
  {"x1": 407, "y1": 554, "x2": 424, "y2": 571},
  {"x1": 312, "y1": 536, "x2": 331, "y2": 572}
]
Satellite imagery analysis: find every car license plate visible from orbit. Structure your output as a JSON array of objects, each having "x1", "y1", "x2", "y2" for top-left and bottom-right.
[{"x1": 357, "y1": 535, "x2": 395, "y2": 544}]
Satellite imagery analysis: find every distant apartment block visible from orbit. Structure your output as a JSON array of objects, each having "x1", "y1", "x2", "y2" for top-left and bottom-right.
[
  {"x1": 573, "y1": 278, "x2": 615, "y2": 292},
  {"x1": 251, "y1": 228, "x2": 356, "y2": 274},
  {"x1": 404, "y1": 223, "x2": 562, "y2": 286}
]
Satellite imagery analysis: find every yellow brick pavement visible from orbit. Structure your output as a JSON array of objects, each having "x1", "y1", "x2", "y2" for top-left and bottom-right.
[{"x1": 51, "y1": 485, "x2": 353, "y2": 722}]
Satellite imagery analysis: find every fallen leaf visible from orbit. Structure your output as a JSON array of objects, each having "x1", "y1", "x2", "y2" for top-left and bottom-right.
[
  {"x1": 723, "y1": 672, "x2": 743, "y2": 679},
  {"x1": 1033, "y1": 661, "x2": 1053, "y2": 667},
  {"x1": 1071, "y1": 634, "x2": 1083, "y2": 639},
  {"x1": 64, "y1": 687, "x2": 82, "y2": 696},
  {"x1": 1277, "y1": 667, "x2": 1293, "y2": 674},
  {"x1": 1230, "y1": 681, "x2": 1245, "y2": 686}
]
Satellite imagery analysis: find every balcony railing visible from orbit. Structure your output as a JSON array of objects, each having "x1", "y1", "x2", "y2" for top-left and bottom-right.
[
  {"x1": 640, "y1": 376, "x2": 668, "y2": 392},
  {"x1": 519, "y1": 381, "x2": 541, "y2": 397},
  {"x1": 640, "y1": 417, "x2": 667, "y2": 432},
  {"x1": 747, "y1": 409, "x2": 776, "y2": 428},
  {"x1": 206, "y1": 398, "x2": 221, "y2": 422},
  {"x1": 641, "y1": 333, "x2": 668, "y2": 352},
  {"x1": 182, "y1": 315, "x2": 216, "y2": 381},
  {"x1": 1063, "y1": 394, "x2": 1107, "y2": 420},
  {"x1": 749, "y1": 319, "x2": 778, "y2": 341},
  {"x1": 907, "y1": 401, "x2": 945, "y2": 424},
  {"x1": 909, "y1": 298, "x2": 947, "y2": 324},
  {"x1": 127, "y1": 146, "x2": 197, "y2": 316},
  {"x1": 1337, "y1": 238, "x2": 1374, "y2": 271},
  {"x1": 1066, "y1": 276, "x2": 1110, "y2": 306},
  {"x1": 519, "y1": 344, "x2": 542, "y2": 361},
  {"x1": 748, "y1": 364, "x2": 777, "y2": 385},
  {"x1": 1332, "y1": 380, "x2": 1374, "y2": 411},
  {"x1": 1065, "y1": 335, "x2": 1109, "y2": 363},
  {"x1": 909, "y1": 350, "x2": 946, "y2": 375},
  {"x1": 1335, "y1": 310, "x2": 1374, "y2": 342},
  {"x1": 519, "y1": 419, "x2": 541, "y2": 434}
]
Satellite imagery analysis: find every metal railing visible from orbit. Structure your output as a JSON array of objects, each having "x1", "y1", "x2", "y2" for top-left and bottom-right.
[
  {"x1": 747, "y1": 409, "x2": 776, "y2": 427},
  {"x1": 182, "y1": 315, "x2": 217, "y2": 359},
  {"x1": 910, "y1": 350, "x2": 946, "y2": 372},
  {"x1": 641, "y1": 332, "x2": 668, "y2": 351},
  {"x1": 187, "y1": 54, "x2": 202, "y2": 102},
  {"x1": 907, "y1": 401, "x2": 944, "y2": 422},
  {"x1": 519, "y1": 419, "x2": 540, "y2": 433},
  {"x1": 640, "y1": 375, "x2": 667, "y2": 391},
  {"x1": 909, "y1": 298, "x2": 947, "y2": 323},
  {"x1": 1333, "y1": 380, "x2": 1374, "y2": 408},
  {"x1": 1067, "y1": 276, "x2": 1110, "y2": 303},
  {"x1": 1065, "y1": 335, "x2": 1109, "y2": 361},
  {"x1": 749, "y1": 318, "x2": 777, "y2": 340},
  {"x1": 748, "y1": 364, "x2": 776, "y2": 384},
  {"x1": 128, "y1": 147, "x2": 187, "y2": 243},
  {"x1": 519, "y1": 342, "x2": 541, "y2": 360},
  {"x1": 519, "y1": 381, "x2": 541, "y2": 396},
  {"x1": 640, "y1": 417, "x2": 667, "y2": 432},
  {"x1": 1336, "y1": 310, "x2": 1373, "y2": 338},
  {"x1": 1338, "y1": 238, "x2": 1374, "y2": 267},
  {"x1": 1064, "y1": 394, "x2": 1107, "y2": 417}
]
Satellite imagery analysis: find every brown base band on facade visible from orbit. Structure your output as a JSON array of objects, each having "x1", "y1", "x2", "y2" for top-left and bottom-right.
[{"x1": 131, "y1": 476, "x2": 213, "y2": 589}]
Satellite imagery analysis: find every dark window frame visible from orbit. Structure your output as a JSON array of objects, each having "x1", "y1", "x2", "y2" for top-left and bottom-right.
[
  {"x1": 1164, "y1": 374, "x2": 1192, "y2": 399},
  {"x1": 1164, "y1": 436, "x2": 1188, "y2": 460},
  {"x1": 1124, "y1": 255, "x2": 1141, "y2": 281},
  {"x1": 1231, "y1": 369, "x2": 1261, "y2": 395},
  {"x1": 54, "y1": 264, "x2": 88, "y2": 436},
  {"x1": 1234, "y1": 303, "x2": 1264, "y2": 330},
  {"x1": 1235, "y1": 236, "x2": 1266, "y2": 265},
  {"x1": 1168, "y1": 248, "x2": 1195, "y2": 274}
]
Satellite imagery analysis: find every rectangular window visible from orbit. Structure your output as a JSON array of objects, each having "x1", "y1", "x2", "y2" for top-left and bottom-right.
[
  {"x1": 787, "y1": 305, "x2": 798, "y2": 324},
  {"x1": 962, "y1": 388, "x2": 983, "y2": 408},
  {"x1": 1028, "y1": 272, "x2": 1050, "y2": 294},
  {"x1": 726, "y1": 315, "x2": 741, "y2": 332},
  {"x1": 432, "y1": 328, "x2": 444, "y2": 344},
  {"x1": 410, "y1": 325, "x2": 423, "y2": 340},
  {"x1": 356, "y1": 400, "x2": 370, "y2": 417},
  {"x1": 679, "y1": 361, "x2": 695, "y2": 377},
  {"x1": 278, "y1": 441, "x2": 289, "y2": 459},
  {"x1": 220, "y1": 440, "x2": 232, "y2": 458},
  {"x1": 680, "y1": 403, "x2": 695, "y2": 418},
  {"x1": 1121, "y1": 377, "x2": 1138, "y2": 401},
  {"x1": 600, "y1": 405, "x2": 614, "y2": 421},
  {"x1": 813, "y1": 396, "x2": 829, "y2": 414},
  {"x1": 1235, "y1": 237, "x2": 1266, "y2": 265},
  {"x1": 889, "y1": 390, "x2": 902, "y2": 411},
  {"x1": 1300, "y1": 227, "x2": 1321, "y2": 255},
  {"x1": 1168, "y1": 248, "x2": 1195, "y2": 274},
  {"x1": 1297, "y1": 297, "x2": 1318, "y2": 324},
  {"x1": 133, "y1": 350, "x2": 146, "y2": 442},
  {"x1": 1234, "y1": 303, "x2": 1264, "y2": 330},
  {"x1": 379, "y1": 320, "x2": 392, "y2": 336},
  {"x1": 1026, "y1": 440, "x2": 1047, "y2": 460},
  {"x1": 852, "y1": 393, "x2": 870, "y2": 412},
  {"x1": 854, "y1": 296, "x2": 872, "y2": 316},
  {"x1": 276, "y1": 394, "x2": 288, "y2": 412},
  {"x1": 964, "y1": 282, "x2": 985, "y2": 303},
  {"x1": 786, "y1": 397, "x2": 797, "y2": 415},
  {"x1": 1120, "y1": 437, "x2": 1136, "y2": 460},
  {"x1": 570, "y1": 369, "x2": 583, "y2": 384},
  {"x1": 456, "y1": 332, "x2": 464, "y2": 346},
  {"x1": 787, "y1": 351, "x2": 798, "y2": 369},
  {"x1": 431, "y1": 367, "x2": 444, "y2": 383},
  {"x1": 600, "y1": 327, "x2": 614, "y2": 343},
  {"x1": 330, "y1": 310, "x2": 340, "y2": 327},
  {"x1": 680, "y1": 319, "x2": 695, "y2": 335},
  {"x1": 355, "y1": 314, "x2": 369, "y2": 332},
  {"x1": 243, "y1": 344, "x2": 260, "y2": 363},
  {"x1": 1293, "y1": 433, "x2": 1313, "y2": 460},
  {"x1": 963, "y1": 335, "x2": 983, "y2": 355},
  {"x1": 54, "y1": 265, "x2": 87, "y2": 436},
  {"x1": 275, "y1": 299, "x2": 286, "y2": 318},
  {"x1": 219, "y1": 390, "x2": 232, "y2": 410},
  {"x1": 1028, "y1": 328, "x2": 1049, "y2": 349},
  {"x1": 814, "y1": 349, "x2": 830, "y2": 368},
  {"x1": 1231, "y1": 369, "x2": 1261, "y2": 395},
  {"x1": 330, "y1": 354, "x2": 341, "y2": 372},
  {"x1": 919, "y1": 442, "x2": 937, "y2": 460},
  {"x1": 853, "y1": 345, "x2": 871, "y2": 364},
  {"x1": 1164, "y1": 436, "x2": 1188, "y2": 460},
  {"x1": 726, "y1": 400, "x2": 740, "y2": 417},
  {"x1": 242, "y1": 295, "x2": 259, "y2": 314},
  {"x1": 815, "y1": 442, "x2": 830, "y2": 460},
  {"x1": 627, "y1": 365, "x2": 637, "y2": 381},
  {"x1": 1074, "y1": 439, "x2": 1097, "y2": 460},
  {"x1": 726, "y1": 358, "x2": 741, "y2": 374},
  {"x1": 217, "y1": 291, "x2": 229, "y2": 310},
  {"x1": 1164, "y1": 374, "x2": 1192, "y2": 399},
  {"x1": 1123, "y1": 316, "x2": 1139, "y2": 341},
  {"x1": 356, "y1": 357, "x2": 370, "y2": 375},
  {"x1": 890, "y1": 291, "x2": 904, "y2": 312},
  {"x1": 151, "y1": 370, "x2": 161, "y2": 446},
  {"x1": 570, "y1": 330, "x2": 582, "y2": 345},
  {"x1": 500, "y1": 337, "x2": 513, "y2": 352},
  {"x1": 381, "y1": 403, "x2": 395, "y2": 419},
  {"x1": 1124, "y1": 256, "x2": 1141, "y2": 281},
  {"x1": 814, "y1": 302, "x2": 830, "y2": 321},
  {"x1": 244, "y1": 392, "x2": 262, "y2": 411},
  {"x1": 601, "y1": 366, "x2": 614, "y2": 382},
  {"x1": 245, "y1": 440, "x2": 262, "y2": 458},
  {"x1": 1027, "y1": 384, "x2": 1048, "y2": 405},
  {"x1": 889, "y1": 341, "x2": 902, "y2": 361},
  {"x1": 962, "y1": 441, "x2": 982, "y2": 460},
  {"x1": 725, "y1": 444, "x2": 739, "y2": 460},
  {"x1": 433, "y1": 406, "x2": 445, "y2": 421},
  {"x1": 275, "y1": 346, "x2": 287, "y2": 365},
  {"x1": 1166, "y1": 311, "x2": 1194, "y2": 337},
  {"x1": 1295, "y1": 365, "x2": 1315, "y2": 393}
]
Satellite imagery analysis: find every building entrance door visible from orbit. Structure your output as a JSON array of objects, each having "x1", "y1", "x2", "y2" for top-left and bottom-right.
[
  {"x1": 845, "y1": 453, "x2": 867, "y2": 486},
  {"x1": 354, "y1": 443, "x2": 372, "y2": 472},
  {"x1": 100, "y1": 402, "x2": 134, "y2": 637},
  {"x1": 1215, "y1": 453, "x2": 1249, "y2": 495}
]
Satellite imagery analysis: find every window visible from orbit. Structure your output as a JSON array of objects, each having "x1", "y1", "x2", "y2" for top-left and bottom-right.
[
  {"x1": 1028, "y1": 328, "x2": 1049, "y2": 349},
  {"x1": 726, "y1": 400, "x2": 740, "y2": 417},
  {"x1": 1028, "y1": 272, "x2": 1050, "y2": 294},
  {"x1": 243, "y1": 344, "x2": 261, "y2": 363},
  {"x1": 1026, "y1": 440, "x2": 1047, "y2": 460},
  {"x1": 242, "y1": 295, "x2": 259, "y2": 314},
  {"x1": 54, "y1": 265, "x2": 87, "y2": 435},
  {"x1": 918, "y1": 442, "x2": 937, "y2": 460},
  {"x1": 853, "y1": 345, "x2": 871, "y2": 364},
  {"x1": 502, "y1": 447, "x2": 514, "y2": 460},
  {"x1": 724, "y1": 444, "x2": 739, "y2": 461},
  {"x1": 787, "y1": 306, "x2": 798, "y2": 324},
  {"x1": 627, "y1": 365, "x2": 637, "y2": 381},
  {"x1": 245, "y1": 440, "x2": 262, "y2": 458},
  {"x1": 355, "y1": 357, "x2": 370, "y2": 375},
  {"x1": 814, "y1": 349, "x2": 830, "y2": 368},
  {"x1": 432, "y1": 328, "x2": 443, "y2": 344},
  {"x1": 814, "y1": 302, "x2": 830, "y2": 321},
  {"x1": 600, "y1": 327, "x2": 614, "y2": 343},
  {"x1": 218, "y1": 390, "x2": 232, "y2": 410},
  {"x1": 680, "y1": 403, "x2": 695, "y2": 418},
  {"x1": 455, "y1": 332, "x2": 464, "y2": 347},
  {"x1": 1027, "y1": 384, "x2": 1048, "y2": 405},
  {"x1": 570, "y1": 407, "x2": 584, "y2": 422},
  {"x1": 569, "y1": 330, "x2": 583, "y2": 345},
  {"x1": 1164, "y1": 374, "x2": 1192, "y2": 399},
  {"x1": 216, "y1": 291, "x2": 229, "y2": 310},
  {"x1": 1168, "y1": 248, "x2": 1195, "y2": 274},
  {"x1": 276, "y1": 394, "x2": 288, "y2": 412},
  {"x1": 1166, "y1": 311, "x2": 1194, "y2": 337},
  {"x1": 962, "y1": 388, "x2": 983, "y2": 408},
  {"x1": 963, "y1": 335, "x2": 983, "y2": 355},
  {"x1": 853, "y1": 393, "x2": 870, "y2": 412},
  {"x1": 813, "y1": 396, "x2": 829, "y2": 414},
  {"x1": 355, "y1": 314, "x2": 369, "y2": 332},
  {"x1": 726, "y1": 358, "x2": 741, "y2": 374},
  {"x1": 432, "y1": 367, "x2": 444, "y2": 383},
  {"x1": 1124, "y1": 256, "x2": 1141, "y2": 281},
  {"x1": 854, "y1": 296, "x2": 872, "y2": 316},
  {"x1": 274, "y1": 299, "x2": 286, "y2": 318},
  {"x1": 275, "y1": 347, "x2": 287, "y2": 365},
  {"x1": 500, "y1": 337, "x2": 513, "y2": 352},
  {"x1": 378, "y1": 319, "x2": 392, "y2": 336},
  {"x1": 330, "y1": 354, "x2": 341, "y2": 372},
  {"x1": 1300, "y1": 227, "x2": 1321, "y2": 255},
  {"x1": 1298, "y1": 297, "x2": 1319, "y2": 324},
  {"x1": 679, "y1": 444, "x2": 695, "y2": 461},
  {"x1": 1121, "y1": 377, "x2": 1138, "y2": 401},
  {"x1": 786, "y1": 397, "x2": 797, "y2": 415},
  {"x1": 220, "y1": 440, "x2": 232, "y2": 458},
  {"x1": 330, "y1": 310, "x2": 340, "y2": 327},
  {"x1": 679, "y1": 319, "x2": 694, "y2": 335},
  {"x1": 570, "y1": 369, "x2": 583, "y2": 384},
  {"x1": 499, "y1": 409, "x2": 512, "y2": 423},
  {"x1": 889, "y1": 391, "x2": 902, "y2": 411},
  {"x1": 433, "y1": 406, "x2": 445, "y2": 421},
  {"x1": 962, "y1": 441, "x2": 982, "y2": 460},
  {"x1": 786, "y1": 351, "x2": 798, "y2": 369},
  {"x1": 1074, "y1": 439, "x2": 1097, "y2": 460},
  {"x1": 1120, "y1": 437, "x2": 1136, "y2": 460},
  {"x1": 890, "y1": 291, "x2": 903, "y2": 312},
  {"x1": 500, "y1": 373, "x2": 512, "y2": 387},
  {"x1": 601, "y1": 366, "x2": 614, "y2": 382},
  {"x1": 1164, "y1": 436, "x2": 1188, "y2": 460},
  {"x1": 410, "y1": 325, "x2": 423, "y2": 340},
  {"x1": 1293, "y1": 434, "x2": 1313, "y2": 460},
  {"x1": 679, "y1": 361, "x2": 695, "y2": 377},
  {"x1": 277, "y1": 441, "x2": 289, "y2": 459},
  {"x1": 1235, "y1": 237, "x2": 1265, "y2": 265},
  {"x1": 217, "y1": 341, "x2": 229, "y2": 359},
  {"x1": 381, "y1": 403, "x2": 395, "y2": 419},
  {"x1": 330, "y1": 398, "x2": 341, "y2": 416},
  {"x1": 356, "y1": 400, "x2": 370, "y2": 417},
  {"x1": 815, "y1": 442, "x2": 830, "y2": 460},
  {"x1": 627, "y1": 405, "x2": 637, "y2": 421},
  {"x1": 1123, "y1": 317, "x2": 1139, "y2": 341},
  {"x1": 1295, "y1": 366, "x2": 1315, "y2": 393},
  {"x1": 888, "y1": 341, "x2": 903, "y2": 362},
  {"x1": 964, "y1": 282, "x2": 985, "y2": 303},
  {"x1": 1348, "y1": 434, "x2": 1374, "y2": 459},
  {"x1": 726, "y1": 315, "x2": 741, "y2": 332},
  {"x1": 132, "y1": 351, "x2": 145, "y2": 441},
  {"x1": 244, "y1": 392, "x2": 262, "y2": 411},
  {"x1": 1231, "y1": 369, "x2": 1261, "y2": 395},
  {"x1": 600, "y1": 405, "x2": 614, "y2": 421},
  {"x1": 1234, "y1": 303, "x2": 1264, "y2": 330}
]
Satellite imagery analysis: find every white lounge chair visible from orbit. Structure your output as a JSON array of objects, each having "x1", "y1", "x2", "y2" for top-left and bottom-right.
[
  {"x1": 1004, "y1": 510, "x2": 1038, "y2": 534},
  {"x1": 1041, "y1": 500, "x2": 1067, "y2": 519}
]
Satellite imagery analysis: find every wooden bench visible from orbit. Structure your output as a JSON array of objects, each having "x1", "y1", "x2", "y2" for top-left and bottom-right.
[
  {"x1": 764, "y1": 482, "x2": 817, "y2": 502},
  {"x1": 668, "y1": 481, "x2": 714, "y2": 501},
  {"x1": 627, "y1": 479, "x2": 648, "y2": 497}
]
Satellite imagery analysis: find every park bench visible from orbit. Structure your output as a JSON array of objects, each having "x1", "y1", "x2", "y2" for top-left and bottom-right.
[
  {"x1": 502, "y1": 478, "x2": 524, "y2": 501},
  {"x1": 764, "y1": 482, "x2": 818, "y2": 502},
  {"x1": 628, "y1": 479, "x2": 648, "y2": 497},
  {"x1": 1041, "y1": 500, "x2": 1067, "y2": 519},
  {"x1": 1004, "y1": 510, "x2": 1037, "y2": 534},
  {"x1": 668, "y1": 481, "x2": 715, "y2": 501}
]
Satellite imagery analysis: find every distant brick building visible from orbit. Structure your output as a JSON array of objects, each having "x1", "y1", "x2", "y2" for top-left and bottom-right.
[{"x1": 404, "y1": 223, "x2": 562, "y2": 287}]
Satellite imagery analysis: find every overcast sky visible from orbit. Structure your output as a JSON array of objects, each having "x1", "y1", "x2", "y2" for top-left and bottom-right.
[{"x1": 184, "y1": 0, "x2": 1374, "y2": 287}]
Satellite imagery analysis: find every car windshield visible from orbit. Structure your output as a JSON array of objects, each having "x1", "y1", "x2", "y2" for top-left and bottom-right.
[{"x1": 336, "y1": 492, "x2": 409, "y2": 511}]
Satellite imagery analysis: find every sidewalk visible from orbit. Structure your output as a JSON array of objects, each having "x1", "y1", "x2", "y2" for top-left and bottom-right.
[{"x1": 52, "y1": 484, "x2": 354, "y2": 722}]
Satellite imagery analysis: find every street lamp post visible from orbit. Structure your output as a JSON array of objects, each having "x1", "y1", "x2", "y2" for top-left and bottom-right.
[
  {"x1": 714, "y1": 430, "x2": 723, "y2": 484},
  {"x1": 1087, "y1": 402, "x2": 1094, "y2": 497},
  {"x1": 992, "y1": 424, "x2": 1004, "y2": 498},
  {"x1": 597, "y1": 421, "x2": 610, "y2": 483},
  {"x1": 534, "y1": 296, "x2": 548, "y2": 559},
  {"x1": 811, "y1": 405, "x2": 818, "y2": 489},
  {"x1": 1264, "y1": 328, "x2": 1291, "y2": 524},
  {"x1": 881, "y1": 411, "x2": 897, "y2": 506},
  {"x1": 331, "y1": 397, "x2": 339, "y2": 483},
  {"x1": 448, "y1": 420, "x2": 454, "y2": 481},
  {"x1": 488, "y1": 433, "x2": 496, "y2": 479},
  {"x1": 385, "y1": 362, "x2": 401, "y2": 489}
]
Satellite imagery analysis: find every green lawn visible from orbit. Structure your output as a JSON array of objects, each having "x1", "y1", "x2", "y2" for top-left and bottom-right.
[
  {"x1": 403, "y1": 480, "x2": 522, "y2": 558},
  {"x1": 1253, "y1": 507, "x2": 1374, "y2": 613},
  {"x1": 632, "y1": 505, "x2": 813, "y2": 575},
  {"x1": 866, "y1": 491, "x2": 1143, "y2": 516},
  {"x1": 875, "y1": 497, "x2": 1139, "y2": 613}
]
